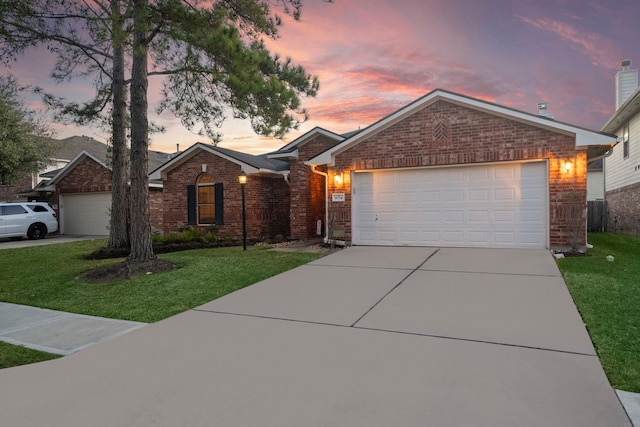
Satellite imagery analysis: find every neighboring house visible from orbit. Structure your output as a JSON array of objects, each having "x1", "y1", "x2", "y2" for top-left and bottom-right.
[
  {"x1": 12, "y1": 135, "x2": 171, "y2": 236},
  {"x1": 155, "y1": 88, "x2": 616, "y2": 250},
  {"x1": 603, "y1": 60, "x2": 640, "y2": 234}
]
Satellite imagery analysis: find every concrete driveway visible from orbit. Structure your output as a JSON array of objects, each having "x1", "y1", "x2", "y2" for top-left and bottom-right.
[{"x1": 0, "y1": 247, "x2": 631, "y2": 426}]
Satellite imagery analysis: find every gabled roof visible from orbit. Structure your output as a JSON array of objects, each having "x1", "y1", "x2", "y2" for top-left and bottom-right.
[
  {"x1": 308, "y1": 89, "x2": 618, "y2": 166},
  {"x1": 36, "y1": 150, "x2": 108, "y2": 192},
  {"x1": 47, "y1": 135, "x2": 173, "y2": 171},
  {"x1": 601, "y1": 86, "x2": 640, "y2": 133},
  {"x1": 267, "y1": 127, "x2": 345, "y2": 159},
  {"x1": 149, "y1": 142, "x2": 289, "y2": 181}
]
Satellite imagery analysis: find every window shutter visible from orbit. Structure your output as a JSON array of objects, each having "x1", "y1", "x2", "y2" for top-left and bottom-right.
[
  {"x1": 215, "y1": 182, "x2": 224, "y2": 225},
  {"x1": 187, "y1": 185, "x2": 196, "y2": 225}
]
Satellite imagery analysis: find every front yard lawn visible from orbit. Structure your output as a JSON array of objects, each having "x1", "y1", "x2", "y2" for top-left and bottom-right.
[
  {"x1": 557, "y1": 233, "x2": 640, "y2": 393},
  {"x1": 0, "y1": 239, "x2": 322, "y2": 323},
  {"x1": 0, "y1": 341, "x2": 61, "y2": 369}
]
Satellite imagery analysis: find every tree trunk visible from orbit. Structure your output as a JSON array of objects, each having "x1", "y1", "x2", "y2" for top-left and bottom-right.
[
  {"x1": 128, "y1": 0, "x2": 155, "y2": 262},
  {"x1": 108, "y1": 0, "x2": 130, "y2": 249}
]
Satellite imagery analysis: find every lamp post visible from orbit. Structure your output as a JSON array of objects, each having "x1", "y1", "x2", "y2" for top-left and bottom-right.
[{"x1": 238, "y1": 171, "x2": 247, "y2": 251}]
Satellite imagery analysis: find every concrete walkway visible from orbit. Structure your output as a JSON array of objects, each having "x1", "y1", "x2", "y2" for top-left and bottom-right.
[
  {"x1": 0, "y1": 246, "x2": 634, "y2": 426},
  {"x1": 0, "y1": 303, "x2": 145, "y2": 355}
]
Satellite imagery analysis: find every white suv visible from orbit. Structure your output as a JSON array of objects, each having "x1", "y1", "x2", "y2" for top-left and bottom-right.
[{"x1": 0, "y1": 202, "x2": 58, "y2": 240}]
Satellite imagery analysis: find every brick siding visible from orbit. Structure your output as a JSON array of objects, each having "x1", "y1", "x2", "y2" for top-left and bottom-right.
[
  {"x1": 606, "y1": 182, "x2": 640, "y2": 235},
  {"x1": 289, "y1": 135, "x2": 342, "y2": 239},
  {"x1": 327, "y1": 100, "x2": 587, "y2": 248}
]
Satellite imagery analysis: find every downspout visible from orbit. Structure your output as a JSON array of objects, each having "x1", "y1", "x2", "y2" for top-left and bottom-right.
[
  {"x1": 310, "y1": 165, "x2": 329, "y2": 242},
  {"x1": 283, "y1": 172, "x2": 290, "y2": 186}
]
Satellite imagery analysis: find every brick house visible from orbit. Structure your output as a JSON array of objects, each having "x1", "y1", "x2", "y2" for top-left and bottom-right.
[
  {"x1": 37, "y1": 151, "x2": 163, "y2": 235},
  {"x1": 157, "y1": 89, "x2": 615, "y2": 250},
  {"x1": 306, "y1": 89, "x2": 616, "y2": 250},
  {"x1": 603, "y1": 60, "x2": 640, "y2": 234},
  {"x1": 20, "y1": 135, "x2": 170, "y2": 236}
]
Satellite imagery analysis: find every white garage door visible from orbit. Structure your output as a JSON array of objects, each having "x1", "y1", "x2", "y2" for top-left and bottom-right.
[
  {"x1": 61, "y1": 192, "x2": 111, "y2": 235},
  {"x1": 352, "y1": 162, "x2": 548, "y2": 248}
]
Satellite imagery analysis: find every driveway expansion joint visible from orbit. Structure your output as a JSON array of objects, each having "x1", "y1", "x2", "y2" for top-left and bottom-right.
[
  {"x1": 419, "y1": 268, "x2": 562, "y2": 278},
  {"x1": 351, "y1": 326, "x2": 599, "y2": 357},
  {"x1": 192, "y1": 307, "x2": 597, "y2": 357},
  {"x1": 350, "y1": 249, "x2": 440, "y2": 327},
  {"x1": 305, "y1": 263, "x2": 415, "y2": 272}
]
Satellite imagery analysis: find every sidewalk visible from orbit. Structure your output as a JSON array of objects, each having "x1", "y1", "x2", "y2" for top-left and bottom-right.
[{"x1": 0, "y1": 302, "x2": 145, "y2": 355}]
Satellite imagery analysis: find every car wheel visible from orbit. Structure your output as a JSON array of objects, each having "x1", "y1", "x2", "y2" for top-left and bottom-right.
[{"x1": 27, "y1": 223, "x2": 47, "y2": 240}]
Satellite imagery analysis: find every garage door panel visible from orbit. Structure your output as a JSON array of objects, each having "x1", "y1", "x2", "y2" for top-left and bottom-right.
[
  {"x1": 493, "y1": 211, "x2": 516, "y2": 222},
  {"x1": 494, "y1": 188, "x2": 516, "y2": 200},
  {"x1": 353, "y1": 162, "x2": 548, "y2": 248},
  {"x1": 469, "y1": 189, "x2": 489, "y2": 201},
  {"x1": 468, "y1": 211, "x2": 489, "y2": 222},
  {"x1": 420, "y1": 190, "x2": 440, "y2": 201},
  {"x1": 495, "y1": 166, "x2": 516, "y2": 179},
  {"x1": 62, "y1": 192, "x2": 111, "y2": 236}
]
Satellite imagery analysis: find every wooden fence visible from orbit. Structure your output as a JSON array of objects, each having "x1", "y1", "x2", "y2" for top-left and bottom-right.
[{"x1": 587, "y1": 200, "x2": 608, "y2": 232}]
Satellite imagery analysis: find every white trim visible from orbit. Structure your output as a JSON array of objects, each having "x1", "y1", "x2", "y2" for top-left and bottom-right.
[
  {"x1": 267, "y1": 149, "x2": 298, "y2": 160},
  {"x1": 272, "y1": 127, "x2": 344, "y2": 154},
  {"x1": 47, "y1": 151, "x2": 109, "y2": 185}
]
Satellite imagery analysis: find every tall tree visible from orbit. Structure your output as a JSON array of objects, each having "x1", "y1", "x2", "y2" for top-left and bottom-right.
[
  {"x1": 108, "y1": 0, "x2": 130, "y2": 248},
  {"x1": 0, "y1": 0, "x2": 323, "y2": 263},
  {"x1": 0, "y1": 76, "x2": 51, "y2": 185},
  {"x1": 128, "y1": 0, "x2": 153, "y2": 261}
]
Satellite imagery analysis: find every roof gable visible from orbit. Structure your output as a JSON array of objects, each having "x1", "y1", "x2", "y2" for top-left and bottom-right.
[
  {"x1": 47, "y1": 151, "x2": 109, "y2": 185},
  {"x1": 149, "y1": 143, "x2": 289, "y2": 180},
  {"x1": 268, "y1": 127, "x2": 345, "y2": 159},
  {"x1": 308, "y1": 89, "x2": 618, "y2": 165}
]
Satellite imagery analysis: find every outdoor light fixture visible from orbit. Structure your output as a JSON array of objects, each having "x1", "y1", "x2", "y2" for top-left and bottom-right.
[
  {"x1": 239, "y1": 171, "x2": 247, "y2": 251},
  {"x1": 238, "y1": 172, "x2": 248, "y2": 185},
  {"x1": 564, "y1": 161, "x2": 573, "y2": 172},
  {"x1": 334, "y1": 173, "x2": 343, "y2": 185}
]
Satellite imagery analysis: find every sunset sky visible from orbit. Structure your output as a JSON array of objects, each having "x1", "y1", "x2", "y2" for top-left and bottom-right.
[{"x1": 2, "y1": 0, "x2": 639, "y2": 154}]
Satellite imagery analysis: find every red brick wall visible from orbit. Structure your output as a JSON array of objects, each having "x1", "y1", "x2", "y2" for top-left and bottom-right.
[
  {"x1": 606, "y1": 182, "x2": 640, "y2": 235},
  {"x1": 150, "y1": 188, "x2": 163, "y2": 234},
  {"x1": 328, "y1": 100, "x2": 587, "y2": 248},
  {"x1": 162, "y1": 150, "x2": 289, "y2": 240},
  {"x1": 289, "y1": 135, "x2": 342, "y2": 239}
]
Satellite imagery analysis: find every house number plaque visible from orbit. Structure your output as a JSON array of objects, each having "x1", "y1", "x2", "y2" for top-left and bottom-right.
[{"x1": 332, "y1": 192, "x2": 346, "y2": 202}]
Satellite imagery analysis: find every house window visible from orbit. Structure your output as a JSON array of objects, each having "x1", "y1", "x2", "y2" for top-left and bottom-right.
[
  {"x1": 197, "y1": 174, "x2": 216, "y2": 224},
  {"x1": 623, "y1": 123, "x2": 630, "y2": 159}
]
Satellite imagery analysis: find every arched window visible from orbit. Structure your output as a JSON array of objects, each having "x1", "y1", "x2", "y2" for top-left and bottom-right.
[{"x1": 197, "y1": 174, "x2": 216, "y2": 224}]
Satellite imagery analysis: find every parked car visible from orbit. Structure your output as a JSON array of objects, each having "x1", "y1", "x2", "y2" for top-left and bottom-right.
[{"x1": 0, "y1": 202, "x2": 58, "y2": 240}]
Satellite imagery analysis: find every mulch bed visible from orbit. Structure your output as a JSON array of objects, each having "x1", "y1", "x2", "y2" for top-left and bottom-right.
[{"x1": 81, "y1": 259, "x2": 176, "y2": 284}]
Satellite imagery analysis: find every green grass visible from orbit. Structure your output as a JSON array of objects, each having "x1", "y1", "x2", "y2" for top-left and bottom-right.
[
  {"x1": 557, "y1": 233, "x2": 640, "y2": 392},
  {"x1": 0, "y1": 239, "x2": 322, "y2": 323},
  {"x1": 0, "y1": 341, "x2": 61, "y2": 369}
]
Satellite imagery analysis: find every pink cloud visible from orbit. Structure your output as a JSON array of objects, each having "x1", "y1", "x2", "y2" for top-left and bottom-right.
[{"x1": 515, "y1": 14, "x2": 620, "y2": 68}]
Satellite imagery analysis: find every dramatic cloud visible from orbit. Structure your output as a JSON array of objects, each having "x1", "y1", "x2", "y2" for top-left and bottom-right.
[{"x1": 2, "y1": 0, "x2": 638, "y2": 153}]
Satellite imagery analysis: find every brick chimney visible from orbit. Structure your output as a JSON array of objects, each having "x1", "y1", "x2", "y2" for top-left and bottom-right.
[{"x1": 616, "y1": 59, "x2": 638, "y2": 110}]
